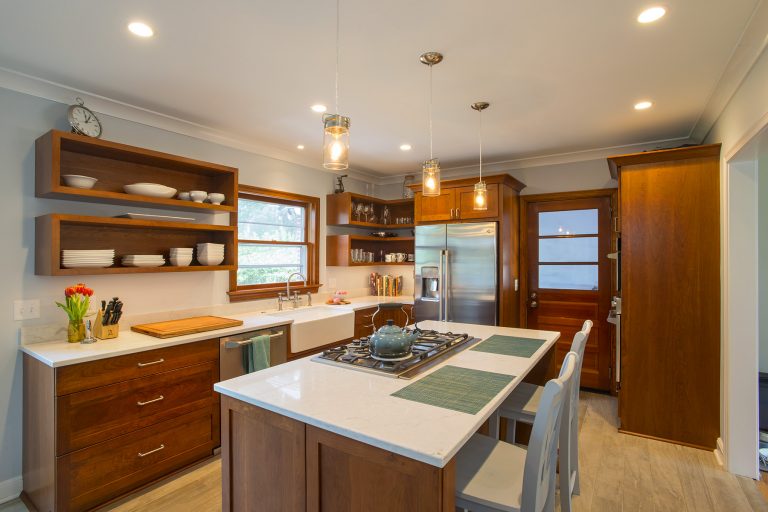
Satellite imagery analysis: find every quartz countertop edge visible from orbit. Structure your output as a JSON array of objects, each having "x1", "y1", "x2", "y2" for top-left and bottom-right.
[
  {"x1": 214, "y1": 320, "x2": 559, "y2": 468},
  {"x1": 20, "y1": 295, "x2": 414, "y2": 368}
]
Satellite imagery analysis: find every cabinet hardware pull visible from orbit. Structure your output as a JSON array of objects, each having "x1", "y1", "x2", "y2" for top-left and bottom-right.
[
  {"x1": 361, "y1": 313, "x2": 374, "y2": 319},
  {"x1": 137, "y1": 358, "x2": 164, "y2": 367},
  {"x1": 456, "y1": 208, "x2": 460, "y2": 218},
  {"x1": 137, "y1": 395, "x2": 164, "y2": 406},
  {"x1": 450, "y1": 208, "x2": 455, "y2": 219},
  {"x1": 362, "y1": 324, "x2": 374, "y2": 328},
  {"x1": 614, "y1": 216, "x2": 620, "y2": 232},
  {"x1": 138, "y1": 444, "x2": 165, "y2": 457}
]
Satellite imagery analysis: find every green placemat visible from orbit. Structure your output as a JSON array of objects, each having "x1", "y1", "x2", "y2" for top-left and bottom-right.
[
  {"x1": 470, "y1": 335, "x2": 546, "y2": 358},
  {"x1": 391, "y1": 365, "x2": 515, "y2": 415}
]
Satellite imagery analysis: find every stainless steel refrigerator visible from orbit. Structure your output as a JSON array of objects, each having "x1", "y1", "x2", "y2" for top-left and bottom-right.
[{"x1": 414, "y1": 222, "x2": 497, "y2": 325}]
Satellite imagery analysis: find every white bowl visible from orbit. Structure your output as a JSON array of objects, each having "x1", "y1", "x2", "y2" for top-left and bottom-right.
[
  {"x1": 170, "y1": 255, "x2": 193, "y2": 267},
  {"x1": 62, "y1": 174, "x2": 98, "y2": 189},
  {"x1": 207, "y1": 193, "x2": 225, "y2": 205},
  {"x1": 124, "y1": 183, "x2": 177, "y2": 198},
  {"x1": 190, "y1": 190, "x2": 207, "y2": 203},
  {"x1": 177, "y1": 192, "x2": 191, "y2": 201},
  {"x1": 197, "y1": 255, "x2": 224, "y2": 266}
]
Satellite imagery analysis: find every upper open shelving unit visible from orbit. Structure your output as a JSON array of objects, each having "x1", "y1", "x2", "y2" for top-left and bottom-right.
[
  {"x1": 326, "y1": 192, "x2": 414, "y2": 228},
  {"x1": 35, "y1": 130, "x2": 238, "y2": 213}
]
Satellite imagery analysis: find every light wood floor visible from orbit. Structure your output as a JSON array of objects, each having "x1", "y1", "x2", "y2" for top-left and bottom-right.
[{"x1": 3, "y1": 392, "x2": 767, "y2": 512}]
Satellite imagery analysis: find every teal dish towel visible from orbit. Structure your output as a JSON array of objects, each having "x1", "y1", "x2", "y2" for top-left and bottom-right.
[{"x1": 242, "y1": 334, "x2": 271, "y2": 374}]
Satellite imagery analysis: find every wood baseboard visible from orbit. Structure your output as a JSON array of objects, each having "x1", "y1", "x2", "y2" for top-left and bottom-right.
[{"x1": 618, "y1": 428, "x2": 716, "y2": 451}]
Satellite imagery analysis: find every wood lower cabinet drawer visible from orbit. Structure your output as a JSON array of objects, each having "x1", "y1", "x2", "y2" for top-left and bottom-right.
[
  {"x1": 57, "y1": 408, "x2": 216, "y2": 512},
  {"x1": 56, "y1": 338, "x2": 219, "y2": 395},
  {"x1": 56, "y1": 361, "x2": 218, "y2": 454}
]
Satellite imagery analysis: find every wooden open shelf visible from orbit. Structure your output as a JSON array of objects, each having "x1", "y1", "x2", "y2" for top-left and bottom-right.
[
  {"x1": 326, "y1": 192, "x2": 414, "y2": 228},
  {"x1": 326, "y1": 235, "x2": 415, "y2": 267},
  {"x1": 36, "y1": 214, "x2": 236, "y2": 276},
  {"x1": 36, "y1": 130, "x2": 238, "y2": 213}
]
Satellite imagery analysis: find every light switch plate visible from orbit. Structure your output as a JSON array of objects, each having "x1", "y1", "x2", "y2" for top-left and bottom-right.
[{"x1": 14, "y1": 299, "x2": 40, "y2": 320}]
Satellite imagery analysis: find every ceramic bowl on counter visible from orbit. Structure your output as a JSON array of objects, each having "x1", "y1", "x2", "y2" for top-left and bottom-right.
[
  {"x1": 124, "y1": 183, "x2": 177, "y2": 198},
  {"x1": 62, "y1": 174, "x2": 98, "y2": 189},
  {"x1": 207, "y1": 193, "x2": 225, "y2": 205},
  {"x1": 189, "y1": 190, "x2": 207, "y2": 203}
]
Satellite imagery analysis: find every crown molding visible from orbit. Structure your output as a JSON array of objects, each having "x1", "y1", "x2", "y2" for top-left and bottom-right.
[
  {"x1": 690, "y1": 0, "x2": 768, "y2": 143},
  {"x1": 0, "y1": 66, "x2": 380, "y2": 184},
  {"x1": 373, "y1": 136, "x2": 692, "y2": 185}
]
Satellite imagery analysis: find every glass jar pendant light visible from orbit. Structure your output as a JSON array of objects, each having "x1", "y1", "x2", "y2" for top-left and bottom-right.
[
  {"x1": 420, "y1": 51, "x2": 443, "y2": 197},
  {"x1": 323, "y1": 0, "x2": 350, "y2": 170},
  {"x1": 471, "y1": 101, "x2": 489, "y2": 210}
]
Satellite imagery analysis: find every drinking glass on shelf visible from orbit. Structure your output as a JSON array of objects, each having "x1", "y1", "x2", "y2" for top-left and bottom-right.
[
  {"x1": 354, "y1": 203, "x2": 363, "y2": 222},
  {"x1": 363, "y1": 204, "x2": 370, "y2": 222}
]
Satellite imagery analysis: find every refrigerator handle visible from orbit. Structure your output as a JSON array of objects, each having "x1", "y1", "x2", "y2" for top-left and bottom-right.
[
  {"x1": 444, "y1": 249, "x2": 450, "y2": 322},
  {"x1": 437, "y1": 249, "x2": 444, "y2": 322}
]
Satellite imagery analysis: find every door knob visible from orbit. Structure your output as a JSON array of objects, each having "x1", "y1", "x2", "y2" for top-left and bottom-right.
[{"x1": 529, "y1": 291, "x2": 538, "y2": 309}]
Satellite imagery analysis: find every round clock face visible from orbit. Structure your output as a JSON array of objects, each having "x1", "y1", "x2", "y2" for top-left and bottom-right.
[{"x1": 68, "y1": 105, "x2": 102, "y2": 138}]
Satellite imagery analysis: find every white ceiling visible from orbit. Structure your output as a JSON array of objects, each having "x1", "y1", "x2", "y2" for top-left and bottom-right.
[{"x1": 0, "y1": 0, "x2": 760, "y2": 176}]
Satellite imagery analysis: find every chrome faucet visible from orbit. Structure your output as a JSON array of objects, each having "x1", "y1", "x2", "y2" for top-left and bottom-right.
[{"x1": 286, "y1": 272, "x2": 307, "y2": 308}]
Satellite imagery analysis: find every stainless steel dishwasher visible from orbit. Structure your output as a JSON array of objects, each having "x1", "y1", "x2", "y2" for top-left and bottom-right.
[{"x1": 219, "y1": 326, "x2": 288, "y2": 381}]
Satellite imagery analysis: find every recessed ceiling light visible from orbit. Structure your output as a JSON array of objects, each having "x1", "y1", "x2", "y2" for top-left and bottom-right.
[
  {"x1": 128, "y1": 21, "x2": 154, "y2": 38},
  {"x1": 400, "y1": 144, "x2": 412, "y2": 151},
  {"x1": 311, "y1": 104, "x2": 327, "y2": 113},
  {"x1": 634, "y1": 100, "x2": 653, "y2": 110},
  {"x1": 297, "y1": 144, "x2": 305, "y2": 150},
  {"x1": 638, "y1": 7, "x2": 666, "y2": 23}
]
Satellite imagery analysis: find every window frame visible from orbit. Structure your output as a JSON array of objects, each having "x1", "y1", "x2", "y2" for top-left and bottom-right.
[{"x1": 228, "y1": 185, "x2": 321, "y2": 302}]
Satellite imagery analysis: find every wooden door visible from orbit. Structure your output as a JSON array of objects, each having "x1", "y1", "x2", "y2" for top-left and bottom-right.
[
  {"x1": 414, "y1": 190, "x2": 455, "y2": 223},
  {"x1": 524, "y1": 195, "x2": 613, "y2": 390},
  {"x1": 456, "y1": 184, "x2": 499, "y2": 220}
]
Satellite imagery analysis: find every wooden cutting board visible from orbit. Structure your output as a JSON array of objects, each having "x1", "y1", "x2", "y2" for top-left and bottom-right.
[{"x1": 131, "y1": 316, "x2": 244, "y2": 338}]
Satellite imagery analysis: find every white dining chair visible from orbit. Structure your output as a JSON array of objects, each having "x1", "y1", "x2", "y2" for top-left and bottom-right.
[
  {"x1": 491, "y1": 320, "x2": 593, "y2": 512},
  {"x1": 455, "y1": 352, "x2": 578, "y2": 512}
]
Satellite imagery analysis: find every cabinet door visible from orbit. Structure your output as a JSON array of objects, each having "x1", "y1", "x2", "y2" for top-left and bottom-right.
[
  {"x1": 456, "y1": 184, "x2": 499, "y2": 219},
  {"x1": 414, "y1": 190, "x2": 455, "y2": 223}
]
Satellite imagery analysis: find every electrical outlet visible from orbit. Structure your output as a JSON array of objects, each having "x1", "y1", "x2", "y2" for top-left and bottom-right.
[{"x1": 14, "y1": 299, "x2": 40, "y2": 320}]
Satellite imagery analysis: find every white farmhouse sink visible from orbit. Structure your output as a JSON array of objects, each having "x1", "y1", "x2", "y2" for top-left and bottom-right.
[{"x1": 269, "y1": 306, "x2": 354, "y2": 354}]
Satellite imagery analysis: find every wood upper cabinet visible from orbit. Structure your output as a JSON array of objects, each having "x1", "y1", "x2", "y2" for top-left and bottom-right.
[
  {"x1": 455, "y1": 183, "x2": 499, "y2": 219},
  {"x1": 412, "y1": 176, "x2": 521, "y2": 224},
  {"x1": 414, "y1": 189, "x2": 456, "y2": 222}
]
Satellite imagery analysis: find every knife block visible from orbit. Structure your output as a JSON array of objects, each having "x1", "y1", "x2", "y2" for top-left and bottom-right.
[{"x1": 94, "y1": 310, "x2": 119, "y2": 340}]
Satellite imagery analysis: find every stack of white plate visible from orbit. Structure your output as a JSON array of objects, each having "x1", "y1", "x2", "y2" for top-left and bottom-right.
[
  {"x1": 121, "y1": 254, "x2": 166, "y2": 268},
  {"x1": 169, "y1": 247, "x2": 194, "y2": 267},
  {"x1": 62, "y1": 249, "x2": 115, "y2": 268},
  {"x1": 196, "y1": 243, "x2": 225, "y2": 266}
]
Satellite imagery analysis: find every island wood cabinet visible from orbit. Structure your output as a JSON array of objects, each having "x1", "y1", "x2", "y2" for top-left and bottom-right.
[
  {"x1": 221, "y1": 396, "x2": 455, "y2": 512},
  {"x1": 411, "y1": 174, "x2": 526, "y2": 327},
  {"x1": 608, "y1": 144, "x2": 721, "y2": 450},
  {"x1": 23, "y1": 340, "x2": 220, "y2": 512}
]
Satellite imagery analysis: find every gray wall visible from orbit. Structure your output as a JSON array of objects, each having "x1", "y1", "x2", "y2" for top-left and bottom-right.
[{"x1": 0, "y1": 86, "x2": 375, "y2": 485}]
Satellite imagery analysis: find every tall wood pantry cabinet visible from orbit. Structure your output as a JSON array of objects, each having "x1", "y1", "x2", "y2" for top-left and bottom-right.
[{"x1": 608, "y1": 144, "x2": 721, "y2": 450}]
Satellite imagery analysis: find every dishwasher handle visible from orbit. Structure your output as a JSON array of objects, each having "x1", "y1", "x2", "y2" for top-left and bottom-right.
[{"x1": 223, "y1": 331, "x2": 285, "y2": 349}]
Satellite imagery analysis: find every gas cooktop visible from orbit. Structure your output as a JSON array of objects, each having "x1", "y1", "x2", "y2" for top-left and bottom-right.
[{"x1": 311, "y1": 329, "x2": 478, "y2": 379}]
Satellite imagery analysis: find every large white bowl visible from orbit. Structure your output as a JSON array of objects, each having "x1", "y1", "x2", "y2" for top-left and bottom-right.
[
  {"x1": 197, "y1": 255, "x2": 224, "y2": 266},
  {"x1": 62, "y1": 174, "x2": 98, "y2": 189},
  {"x1": 170, "y1": 255, "x2": 193, "y2": 267},
  {"x1": 124, "y1": 183, "x2": 177, "y2": 198}
]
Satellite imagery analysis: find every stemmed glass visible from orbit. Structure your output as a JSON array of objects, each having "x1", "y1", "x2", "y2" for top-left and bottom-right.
[
  {"x1": 355, "y1": 203, "x2": 364, "y2": 222},
  {"x1": 362, "y1": 204, "x2": 371, "y2": 223}
]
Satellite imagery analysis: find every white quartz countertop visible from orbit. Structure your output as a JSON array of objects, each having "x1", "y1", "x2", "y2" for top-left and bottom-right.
[
  {"x1": 20, "y1": 295, "x2": 413, "y2": 368},
  {"x1": 214, "y1": 320, "x2": 559, "y2": 468}
]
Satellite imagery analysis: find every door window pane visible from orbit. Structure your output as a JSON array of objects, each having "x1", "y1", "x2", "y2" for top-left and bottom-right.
[
  {"x1": 539, "y1": 265, "x2": 598, "y2": 290},
  {"x1": 539, "y1": 209, "x2": 598, "y2": 236},
  {"x1": 539, "y1": 237, "x2": 598, "y2": 263},
  {"x1": 237, "y1": 243, "x2": 307, "y2": 285},
  {"x1": 238, "y1": 198, "x2": 305, "y2": 241}
]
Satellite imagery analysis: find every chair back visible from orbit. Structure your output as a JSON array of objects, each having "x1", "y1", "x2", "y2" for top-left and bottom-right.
[{"x1": 521, "y1": 352, "x2": 577, "y2": 512}]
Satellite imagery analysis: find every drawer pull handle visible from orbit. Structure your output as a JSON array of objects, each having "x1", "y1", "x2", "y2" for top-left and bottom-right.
[
  {"x1": 137, "y1": 358, "x2": 165, "y2": 367},
  {"x1": 138, "y1": 444, "x2": 165, "y2": 458},
  {"x1": 137, "y1": 395, "x2": 164, "y2": 406},
  {"x1": 361, "y1": 313, "x2": 374, "y2": 319},
  {"x1": 362, "y1": 324, "x2": 374, "y2": 328}
]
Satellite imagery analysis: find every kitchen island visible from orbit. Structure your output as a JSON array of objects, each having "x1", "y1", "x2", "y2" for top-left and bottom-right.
[{"x1": 214, "y1": 320, "x2": 559, "y2": 512}]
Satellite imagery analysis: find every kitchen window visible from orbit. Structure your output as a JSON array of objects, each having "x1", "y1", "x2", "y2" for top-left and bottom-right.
[{"x1": 228, "y1": 185, "x2": 320, "y2": 301}]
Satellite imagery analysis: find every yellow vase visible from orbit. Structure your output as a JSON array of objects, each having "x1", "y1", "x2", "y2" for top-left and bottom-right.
[{"x1": 67, "y1": 320, "x2": 85, "y2": 343}]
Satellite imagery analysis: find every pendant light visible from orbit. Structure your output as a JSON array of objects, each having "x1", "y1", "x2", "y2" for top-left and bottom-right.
[
  {"x1": 471, "y1": 101, "x2": 489, "y2": 210},
  {"x1": 323, "y1": 0, "x2": 350, "y2": 170},
  {"x1": 420, "y1": 51, "x2": 443, "y2": 197}
]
